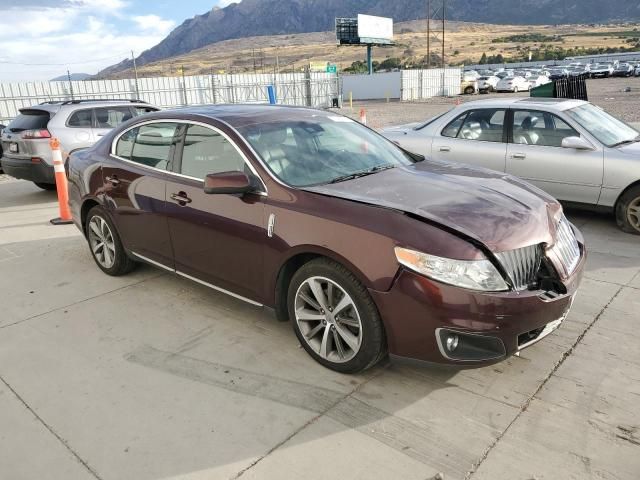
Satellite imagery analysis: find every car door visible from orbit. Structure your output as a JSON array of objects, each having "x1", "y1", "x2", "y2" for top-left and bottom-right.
[
  {"x1": 102, "y1": 121, "x2": 181, "y2": 268},
  {"x1": 92, "y1": 106, "x2": 135, "y2": 140},
  {"x1": 431, "y1": 108, "x2": 508, "y2": 172},
  {"x1": 506, "y1": 109, "x2": 603, "y2": 204},
  {"x1": 507, "y1": 110, "x2": 604, "y2": 204},
  {"x1": 65, "y1": 108, "x2": 96, "y2": 150},
  {"x1": 165, "y1": 122, "x2": 267, "y2": 303}
]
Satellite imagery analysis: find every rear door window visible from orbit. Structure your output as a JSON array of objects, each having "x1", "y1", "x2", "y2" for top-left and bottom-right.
[
  {"x1": 442, "y1": 109, "x2": 506, "y2": 143},
  {"x1": 7, "y1": 110, "x2": 50, "y2": 132},
  {"x1": 129, "y1": 123, "x2": 180, "y2": 170},
  {"x1": 94, "y1": 107, "x2": 134, "y2": 129},
  {"x1": 67, "y1": 109, "x2": 93, "y2": 128}
]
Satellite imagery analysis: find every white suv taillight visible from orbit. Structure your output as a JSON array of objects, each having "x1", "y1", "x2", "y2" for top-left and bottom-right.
[{"x1": 21, "y1": 129, "x2": 51, "y2": 139}]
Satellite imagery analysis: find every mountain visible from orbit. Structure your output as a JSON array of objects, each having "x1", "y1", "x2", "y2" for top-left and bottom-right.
[
  {"x1": 50, "y1": 73, "x2": 91, "y2": 81},
  {"x1": 99, "y1": 0, "x2": 640, "y2": 75}
]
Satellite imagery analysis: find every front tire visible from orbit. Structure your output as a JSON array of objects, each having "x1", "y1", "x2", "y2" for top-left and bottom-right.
[
  {"x1": 616, "y1": 186, "x2": 640, "y2": 235},
  {"x1": 288, "y1": 258, "x2": 386, "y2": 373},
  {"x1": 85, "y1": 205, "x2": 137, "y2": 275}
]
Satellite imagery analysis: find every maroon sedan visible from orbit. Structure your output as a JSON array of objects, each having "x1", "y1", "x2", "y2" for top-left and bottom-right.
[{"x1": 67, "y1": 105, "x2": 586, "y2": 373}]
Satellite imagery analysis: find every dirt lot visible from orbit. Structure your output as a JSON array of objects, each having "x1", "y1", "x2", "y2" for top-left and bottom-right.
[{"x1": 339, "y1": 77, "x2": 640, "y2": 128}]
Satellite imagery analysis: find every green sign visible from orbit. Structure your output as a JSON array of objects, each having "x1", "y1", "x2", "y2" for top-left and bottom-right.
[{"x1": 326, "y1": 65, "x2": 337, "y2": 73}]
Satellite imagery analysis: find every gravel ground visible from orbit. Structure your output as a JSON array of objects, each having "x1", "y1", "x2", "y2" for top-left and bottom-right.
[{"x1": 338, "y1": 76, "x2": 640, "y2": 129}]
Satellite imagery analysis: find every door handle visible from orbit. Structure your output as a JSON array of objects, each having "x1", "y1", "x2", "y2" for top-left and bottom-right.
[
  {"x1": 97, "y1": 133, "x2": 106, "y2": 137},
  {"x1": 105, "y1": 175, "x2": 120, "y2": 186},
  {"x1": 170, "y1": 192, "x2": 192, "y2": 206},
  {"x1": 511, "y1": 153, "x2": 526, "y2": 159},
  {"x1": 439, "y1": 146, "x2": 451, "y2": 152}
]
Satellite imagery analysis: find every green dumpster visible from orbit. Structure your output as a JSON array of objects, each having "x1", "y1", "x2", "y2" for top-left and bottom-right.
[{"x1": 530, "y1": 82, "x2": 555, "y2": 98}]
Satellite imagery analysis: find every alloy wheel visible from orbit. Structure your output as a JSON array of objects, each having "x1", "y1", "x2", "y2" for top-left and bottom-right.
[
  {"x1": 627, "y1": 196, "x2": 640, "y2": 233},
  {"x1": 88, "y1": 215, "x2": 116, "y2": 269},
  {"x1": 294, "y1": 276, "x2": 363, "y2": 364}
]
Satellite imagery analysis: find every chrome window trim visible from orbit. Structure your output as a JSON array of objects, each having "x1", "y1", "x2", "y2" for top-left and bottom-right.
[
  {"x1": 110, "y1": 118, "x2": 268, "y2": 195},
  {"x1": 130, "y1": 251, "x2": 263, "y2": 307}
]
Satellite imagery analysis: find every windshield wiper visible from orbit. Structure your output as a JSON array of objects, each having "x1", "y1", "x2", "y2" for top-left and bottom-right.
[
  {"x1": 328, "y1": 165, "x2": 396, "y2": 184},
  {"x1": 611, "y1": 136, "x2": 640, "y2": 148}
]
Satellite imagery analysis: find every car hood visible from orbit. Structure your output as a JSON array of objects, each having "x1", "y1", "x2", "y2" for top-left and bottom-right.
[
  {"x1": 380, "y1": 122, "x2": 423, "y2": 134},
  {"x1": 616, "y1": 142, "x2": 640, "y2": 155},
  {"x1": 303, "y1": 160, "x2": 562, "y2": 253}
]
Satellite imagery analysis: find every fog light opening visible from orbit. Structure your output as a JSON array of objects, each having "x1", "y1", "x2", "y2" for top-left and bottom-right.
[{"x1": 446, "y1": 334, "x2": 459, "y2": 352}]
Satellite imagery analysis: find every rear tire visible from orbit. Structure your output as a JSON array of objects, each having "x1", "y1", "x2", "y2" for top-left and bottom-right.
[
  {"x1": 615, "y1": 186, "x2": 640, "y2": 235},
  {"x1": 464, "y1": 86, "x2": 475, "y2": 95},
  {"x1": 85, "y1": 205, "x2": 138, "y2": 275},
  {"x1": 34, "y1": 182, "x2": 56, "y2": 191},
  {"x1": 288, "y1": 258, "x2": 386, "y2": 373}
]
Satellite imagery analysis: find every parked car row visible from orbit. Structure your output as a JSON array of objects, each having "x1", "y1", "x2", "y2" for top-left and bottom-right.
[{"x1": 465, "y1": 60, "x2": 640, "y2": 89}]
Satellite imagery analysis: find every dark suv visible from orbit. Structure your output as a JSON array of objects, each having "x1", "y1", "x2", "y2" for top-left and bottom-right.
[
  {"x1": 1, "y1": 99, "x2": 158, "y2": 190},
  {"x1": 67, "y1": 105, "x2": 586, "y2": 373}
]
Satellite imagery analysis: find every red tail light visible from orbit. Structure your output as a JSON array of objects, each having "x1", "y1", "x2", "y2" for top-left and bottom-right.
[{"x1": 21, "y1": 129, "x2": 51, "y2": 140}]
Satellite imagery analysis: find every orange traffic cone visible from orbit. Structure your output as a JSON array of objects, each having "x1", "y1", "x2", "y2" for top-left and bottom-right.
[
  {"x1": 359, "y1": 108, "x2": 367, "y2": 125},
  {"x1": 49, "y1": 138, "x2": 73, "y2": 225}
]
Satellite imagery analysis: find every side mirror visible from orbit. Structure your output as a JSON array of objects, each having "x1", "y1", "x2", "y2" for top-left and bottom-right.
[
  {"x1": 561, "y1": 136, "x2": 593, "y2": 151},
  {"x1": 204, "y1": 171, "x2": 254, "y2": 195}
]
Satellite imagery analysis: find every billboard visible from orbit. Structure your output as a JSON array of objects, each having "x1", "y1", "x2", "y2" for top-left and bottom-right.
[{"x1": 357, "y1": 15, "x2": 393, "y2": 43}]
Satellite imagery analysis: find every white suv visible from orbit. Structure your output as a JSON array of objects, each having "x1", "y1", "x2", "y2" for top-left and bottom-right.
[{"x1": 0, "y1": 99, "x2": 158, "y2": 190}]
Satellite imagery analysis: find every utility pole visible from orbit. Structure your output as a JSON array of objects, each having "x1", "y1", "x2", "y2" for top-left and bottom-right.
[
  {"x1": 426, "y1": 0, "x2": 446, "y2": 69},
  {"x1": 131, "y1": 50, "x2": 140, "y2": 99},
  {"x1": 67, "y1": 69, "x2": 74, "y2": 100},
  {"x1": 427, "y1": 0, "x2": 431, "y2": 68},
  {"x1": 442, "y1": 1, "x2": 446, "y2": 69}
]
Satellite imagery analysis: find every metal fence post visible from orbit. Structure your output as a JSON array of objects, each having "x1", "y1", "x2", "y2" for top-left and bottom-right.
[{"x1": 304, "y1": 66, "x2": 312, "y2": 107}]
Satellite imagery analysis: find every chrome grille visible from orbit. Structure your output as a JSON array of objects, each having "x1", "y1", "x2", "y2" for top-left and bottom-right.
[
  {"x1": 550, "y1": 216, "x2": 581, "y2": 276},
  {"x1": 496, "y1": 244, "x2": 542, "y2": 291}
]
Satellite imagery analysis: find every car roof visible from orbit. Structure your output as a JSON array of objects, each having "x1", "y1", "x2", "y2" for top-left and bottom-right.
[
  {"x1": 20, "y1": 100, "x2": 154, "y2": 115},
  {"x1": 150, "y1": 104, "x2": 342, "y2": 129},
  {"x1": 456, "y1": 97, "x2": 588, "y2": 112}
]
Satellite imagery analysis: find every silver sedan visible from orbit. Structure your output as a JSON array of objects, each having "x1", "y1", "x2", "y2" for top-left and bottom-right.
[{"x1": 382, "y1": 98, "x2": 640, "y2": 234}]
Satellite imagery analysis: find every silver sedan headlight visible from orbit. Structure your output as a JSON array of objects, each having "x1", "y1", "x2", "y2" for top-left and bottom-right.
[{"x1": 395, "y1": 247, "x2": 509, "y2": 292}]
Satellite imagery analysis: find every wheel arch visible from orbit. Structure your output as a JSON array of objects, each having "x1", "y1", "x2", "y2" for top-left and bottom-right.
[
  {"x1": 614, "y1": 179, "x2": 640, "y2": 210},
  {"x1": 80, "y1": 197, "x2": 102, "y2": 236},
  {"x1": 272, "y1": 246, "x2": 374, "y2": 322}
]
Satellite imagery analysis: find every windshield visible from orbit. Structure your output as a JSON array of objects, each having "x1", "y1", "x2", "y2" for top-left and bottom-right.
[
  {"x1": 237, "y1": 116, "x2": 416, "y2": 187},
  {"x1": 565, "y1": 104, "x2": 639, "y2": 147}
]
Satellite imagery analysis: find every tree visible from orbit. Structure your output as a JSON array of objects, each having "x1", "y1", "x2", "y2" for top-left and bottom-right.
[{"x1": 479, "y1": 53, "x2": 488, "y2": 64}]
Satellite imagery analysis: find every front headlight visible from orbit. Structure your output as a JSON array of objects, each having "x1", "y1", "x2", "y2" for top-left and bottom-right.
[{"x1": 395, "y1": 247, "x2": 509, "y2": 292}]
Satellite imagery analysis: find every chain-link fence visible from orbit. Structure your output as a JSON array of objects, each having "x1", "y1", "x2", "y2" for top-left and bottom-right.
[{"x1": 0, "y1": 71, "x2": 340, "y2": 124}]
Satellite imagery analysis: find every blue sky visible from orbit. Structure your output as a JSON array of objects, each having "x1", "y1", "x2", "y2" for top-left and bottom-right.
[{"x1": 0, "y1": 0, "x2": 240, "y2": 81}]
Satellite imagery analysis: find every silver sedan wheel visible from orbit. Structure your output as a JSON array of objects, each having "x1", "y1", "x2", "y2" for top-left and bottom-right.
[
  {"x1": 295, "y1": 276, "x2": 363, "y2": 364},
  {"x1": 88, "y1": 216, "x2": 116, "y2": 269},
  {"x1": 627, "y1": 197, "x2": 640, "y2": 232}
]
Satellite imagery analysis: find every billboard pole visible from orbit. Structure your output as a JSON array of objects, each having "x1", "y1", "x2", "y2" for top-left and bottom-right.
[
  {"x1": 427, "y1": 0, "x2": 431, "y2": 68},
  {"x1": 367, "y1": 45, "x2": 373, "y2": 75}
]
